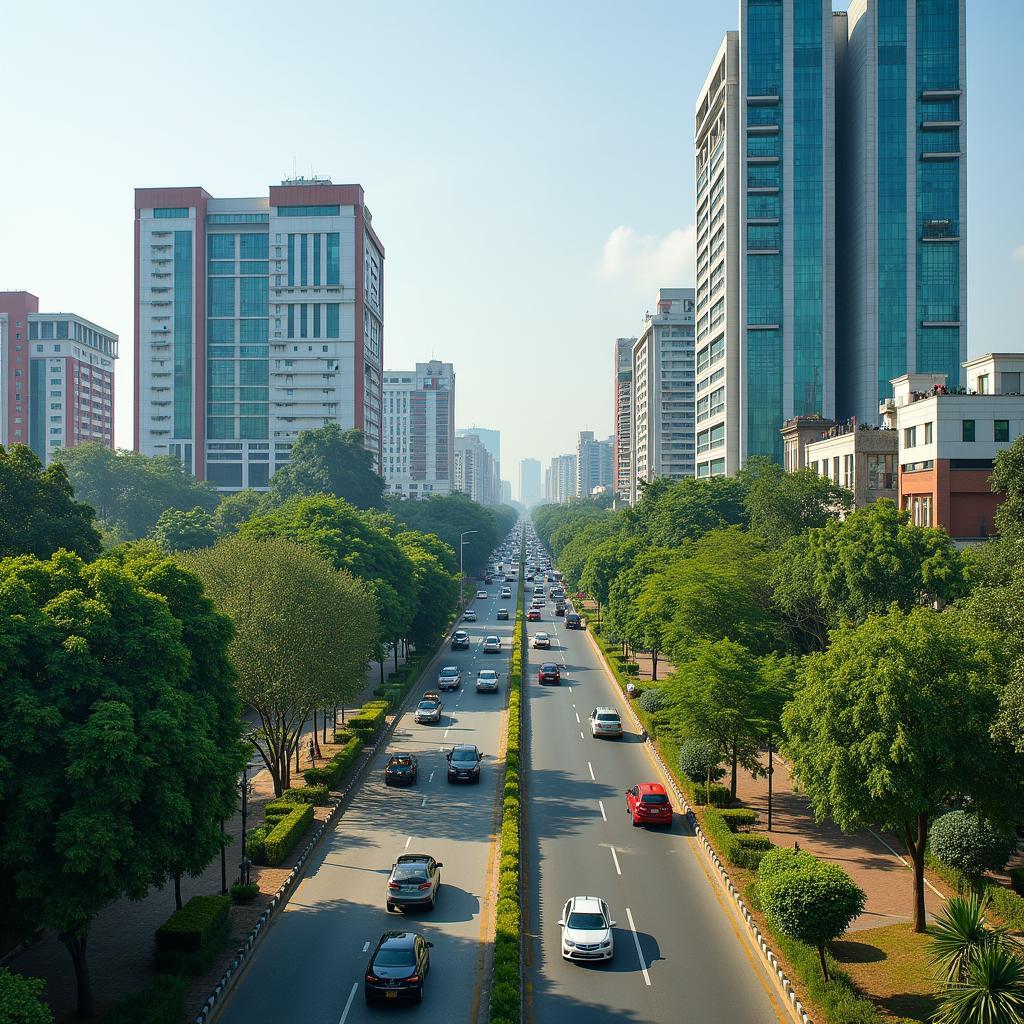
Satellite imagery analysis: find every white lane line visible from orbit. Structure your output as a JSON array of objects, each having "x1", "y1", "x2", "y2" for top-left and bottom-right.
[
  {"x1": 428, "y1": 772, "x2": 434, "y2": 783},
  {"x1": 572, "y1": 703, "x2": 576, "y2": 709},
  {"x1": 404, "y1": 836, "x2": 411, "y2": 849},
  {"x1": 588, "y1": 761, "x2": 595, "y2": 781},
  {"x1": 575, "y1": 711, "x2": 581, "y2": 724},
  {"x1": 421, "y1": 796, "x2": 428, "y2": 808},
  {"x1": 338, "y1": 981, "x2": 358, "y2": 1023},
  {"x1": 362, "y1": 940, "x2": 371, "y2": 952},
  {"x1": 609, "y1": 846, "x2": 622, "y2": 875},
  {"x1": 599, "y1": 800, "x2": 607, "y2": 822},
  {"x1": 444, "y1": 729, "x2": 450, "y2": 738},
  {"x1": 579, "y1": 731, "x2": 584, "y2": 740},
  {"x1": 626, "y1": 908, "x2": 652, "y2": 987}
]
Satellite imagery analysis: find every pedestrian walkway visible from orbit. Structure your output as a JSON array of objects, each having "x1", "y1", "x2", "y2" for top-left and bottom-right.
[{"x1": 734, "y1": 752, "x2": 948, "y2": 930}]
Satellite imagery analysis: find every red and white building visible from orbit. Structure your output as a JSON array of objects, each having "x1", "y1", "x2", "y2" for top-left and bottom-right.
[{"x1": 0, "y1": 291, "x2": 117, "y2": 463}]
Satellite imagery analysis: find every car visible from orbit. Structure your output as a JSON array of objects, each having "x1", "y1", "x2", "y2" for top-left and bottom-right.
[
  {"x1": 463, "y1": 608, "x2": 477, "y2": 622},
  {"x1": 531, "y1": 597, "x2": 544, "y2": 608},
  {"x1": 451, "y1": 630, "x2": 470, "y2": 650},
  {"x1": 414, "y1": 698, "x2": 442, "y2": 724},
  {"x1": 482, "y1": 635, "x2": 501, "y2": 653},
  {"x1": 533, "y1": 585, "x2": 544, "y2": 596},
  {"x1": 504, "y1": 574, "x2": 514, "y2": 583},
  {"x1": 476, "y1": 590, "x2": 488, "y2": 600},
  {"x1": 384, "y1": 753, "x2": 418, "y2": 786},
  {"x1": 565, "y1": 612, "x2": 583, "y2": 629},
  {"x1": 421, "y1": 690, "x2": 441, "y2": 703},
  {"x1": 590, "y1": 707, "x2": 623, "y2": 738},
  {"x1": 550, "y1": 587, "x2": 565, "y2": 599},
  {"x1": 558, "y1": 896, "x2": 615, "y2": 962},
  {"x1": 538, "y1": 662, "x2": 561, "y2": 684},
  {"x1": 364, "y1": 930, "x2": 433, "y2": 1004},
  {"x1": 554, "y1": 604, "x2": 566, "y2": 617},
  {"x1": 447, "y1": 743, "x2": 483, "y2": 782},
  {"x1": 476, "y1": 668, "x2": 500, "y2": 693},
  {"x1": 500, "y1": 587, "x2": 512, "y2": 598},
  {"x1": 525, "y1": 573, "x2": 534, "y2": 581},
  {"x1": 484, "y1": 575, "x2": 493, "y2": 584},
  {"x1": 497, "y1": 608, "x2": 509, "y2": 621},
  {"x1": 437, "y1": 665, "x2": 462, "y2": 691},
  {"x1": 626, "y1": 783, "x2": 673, "y2": 827},
  {"x1": 526, "y1": 608, "x2": 541, "y2": 622},
  {"x1": 532, "y1": 631, "x2": 550, "y2": 648},
  {"x1": 386, "y1": 854, "x2": 443, "y2": 912}
]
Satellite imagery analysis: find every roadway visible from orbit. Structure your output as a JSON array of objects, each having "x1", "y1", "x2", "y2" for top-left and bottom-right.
[
  {"x1": 217, "y1": 569, "x2": 519, "y2": 1023},
  {"x1": 522, "y1": 564, "x2": 788, "y2": 1024}
]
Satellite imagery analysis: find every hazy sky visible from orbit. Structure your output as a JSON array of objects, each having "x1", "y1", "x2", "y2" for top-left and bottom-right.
[{"x1": 1, "y1": 0, "x2": 1017, "y2": 496}]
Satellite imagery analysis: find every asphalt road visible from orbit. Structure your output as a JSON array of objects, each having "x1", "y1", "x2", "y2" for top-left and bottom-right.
[
  {"x1": 522, "y1": 583, "x2": 788, "y2": 1024},
  {"x1": 217, "y1": 581, "x2": 517, "y2": 1024}
]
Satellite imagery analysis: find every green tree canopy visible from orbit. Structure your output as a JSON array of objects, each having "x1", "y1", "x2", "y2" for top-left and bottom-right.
[
  {"x1": 633, "y1": 475, "x2": 749, "y2": 548},
  {"x1": 396, "y1": 531, "x2": 459, "y2": 647},
  {"x1": 991, "y1": 433, "x2": 1024, "y2": 543},
  {"x1": 0, "y1": 445, "x2": 101, "y2": 560},
  {"x1": 211, "y1": 489, "x2": 268, "y2": 536},
  {"x1": 152, "y1": 506, "x2": 218, "y2": 552},
  {"x1": 386, "y1": 493, "x2": 503, "y2": 575}
]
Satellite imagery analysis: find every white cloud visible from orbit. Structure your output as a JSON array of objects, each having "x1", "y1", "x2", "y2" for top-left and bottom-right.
[
  {"x1": 599, "y1": 224, "x2": 697, "y2": 292},
  {"x1": 1013, "y1": 244, "x2": 1024, "y2": 262}
]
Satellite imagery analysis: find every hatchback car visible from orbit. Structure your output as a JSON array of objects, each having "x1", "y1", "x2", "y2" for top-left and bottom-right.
[
  {"x1": 500, "y1": 586, "x2": 512, "y2": 598},
  {"x1": 558, "y1": 896, "x2": 615, "y2": 962},
  {"x1": 526, "y1": 608, "x2": 541, "y2": 622},
  {"x1": 626, "y1": 783, "x2": 673, "y2": 827},
  {"x1": 590, "y1": 707, "x2": 623, "y2": 738},
  {"x1": 538, "y1": 662, "x2": 561, "y2": 685},
  {"x1": 496, "y1": 608, "x2": 509, "y2": 621},
  {"x1": 476, "y1": 669, "x2": 499, "y2": 692},
  {"x1": 364, "y1": 931, "x2": 432, "y2": 1004},
  {"x1": 476, "y1": 590, "x2": 488, "y2": 600},
  {"x1": 482, "y1": 635, "x2": 501, "y2": 653},
  {"x1": 463, "y1": 608, "x2": 477, "y2": 622},
  {"x1": 446, "y1": 743, "x2": 483, "y2": 782},
  {"x1": 414, "y1": 698, "x2": 442, "y2": 724},
  {"x1": 532, "y1": 631, "x2": 550, "y2": 648},
  {"x1": 451, "y1": 630, "x2": 470, "y2": 650},
  {"x1": 437, "y1": 665, "x2": 462, "y2": 691},
  {"x1": 386, "y1": 854, "x2": 442, "y2": 912},
  {"x1": 384, "y1": 753, "x2": 418, "y2": 786}
]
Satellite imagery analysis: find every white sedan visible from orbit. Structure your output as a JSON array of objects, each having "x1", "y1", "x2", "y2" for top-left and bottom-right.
[
  {"x1": 558, "y1": 896, "x2": 615, "y2": 961},
  {"x1": 476, "y1": 590, "x2": 488, "y2": 600},
  {"x1": 532, "y1": 632, "x2": 551, "y2": 649},
  {"x1": 482, "y1": 635, "x2": 501, "y2": 653}
]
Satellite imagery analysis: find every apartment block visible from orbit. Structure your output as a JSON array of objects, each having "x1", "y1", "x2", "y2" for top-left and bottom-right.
[
  {"x1": 519, "y1": 457, "x2": 541, "y2": 507},
  {"x1": 545, "y1": 453, "x2": 578, "y2": 504},
  {"x1": 613, "y1": 337, "x2": 636, "y2": 502},
  {"x1": 454, "y1": 431, "x2": 497, "y2": 505},
  {"x1": 576, "y1": 431, "x2": 613, "y2": 498}
]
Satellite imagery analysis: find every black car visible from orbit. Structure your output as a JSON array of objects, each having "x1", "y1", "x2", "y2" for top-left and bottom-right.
[
  {"x1": 446, "y1": 744, "x2": 483, "y2": 784},
  {"x1": 565, "y1": 612, "x2": 583, "y2": 629},
  {"x1": 554, "y1": 603, "x2": 566, "y2": 617},
  {"x1": 384, "y1": 753, "x2": 418, "y2": 786},
  {"x1": 497, "y1": 608, "x2": 509, "y2": 621},
  {"x1": 365, "y1": 931, "x2": 432, "y2": 1004},
  {"x1": 484, "y1": 575, "x2": 493, "y2": 584},
  {"x1": 451, "y1": 630, "x2": 470, "y2": 650}
]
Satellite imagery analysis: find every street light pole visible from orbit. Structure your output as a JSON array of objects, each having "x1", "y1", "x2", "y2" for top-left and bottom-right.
[
  {"x1": 767, "y1": 731, "x2": 774, "y2": 833},
  {"x1": 239, "y1": 765, "x2": 251, "y2": 886},
  {"x1": 459, "y1": 530, "x2": 478, "y2": 601}
]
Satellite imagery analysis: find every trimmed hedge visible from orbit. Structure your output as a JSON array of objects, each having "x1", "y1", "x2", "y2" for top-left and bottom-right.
[
  {"x1": 700, "y1": 804, "x2": 774, "y2": 869},
  {"x1": 230, "y1": 882, "x2": 260, "y2": 903},
  {"x1": 100, "y1": 976, "x2": 185, "y2": 1024},
  {"x1": 303, "y1": 734, "x2": 363, "y2": 789},
  {"x1": 261, "y1": 803, "x2": 314, "y2": 866},
  {"x1": 925, "y1": 851, "x2": 1024, "y2": 929},
  {"x1": 719, "y1": 808, "x2": 758, "y2": 831},
  {"x1": 154, "y1": 895, "x2": 231, "y2": 974},
  {"x1": 348, "y1": 703, "x2": 387, "y2": 738},
  {"x1": 280, "y1": 784, "x2": 329, "y2": 805}
]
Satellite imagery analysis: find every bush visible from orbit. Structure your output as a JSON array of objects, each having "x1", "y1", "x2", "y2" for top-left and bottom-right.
[
  {"x1": 303, "y1": 734, "x2": 363, "y2": 789},
  {"x1": 261, "y1": 803, "x2": 314, "y2": 866},
  {"x1": 625, "y1": 662, "x2": 640, "y2": 675},
  {"x1": 691, "y1": 783, "x2": 732, "y2": 808},
  {"x1": 758, "y1": 846, "x2": 819, "y2": 881},
  {"x1": 100, "y1": 976, "x2": 185, "y2": 1024},
  {"x1": 701, "y1": 805, "x2": 774, "y2": 869},
  {"x1": 678, "y1": 737, "x2": 724, "y2": 786},
  {"x1": 1011, "y1": 867, "x2": 1024, "y2": 897},
  {"x1": 348, "y1": 703, "x2": 387, "y2": 738},
  {"x1": 718, "y1": 808, "x2": 758, "y2": 832},
  {"x1": 637, "y1": 687, "x2": 668, "y2": 713},
  {"x1": 230, "y1": 882, "x2": 260, "y2": 903},
  {"x1": 155, "y1": 895, "x2": 230, "y2": 954},
  {"x1": 245, "y1": 824, "x2": 270, "y2": 863},
  {"x1": 929, "y1": 810, "x2": 1017, "y2": 881},
  {"x1": 0, "y1": 968, "x2": 53, "y2": 1024},
  {"x1": 280, "y1": 784, "x2": 329, "y2": 805}
]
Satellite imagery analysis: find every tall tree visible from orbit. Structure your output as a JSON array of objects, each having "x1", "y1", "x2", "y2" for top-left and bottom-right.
[
  {"x1": 269, "y1": 425, "x2": 385, "y2": 509},
  {"x1": 211, "y1": 489, "x2": 268, "y2": 536},
  {"x1": 387, "y1": 493, "x2": 502, "y2": 575},
  {"x1": 783, "y1": 606, "x2": 1021, "y2": 932},
  {"x1": 152, "y1": 506, "x2": 218, "y2": 553},
  {"x1": 991, "y1": 434, "x2": 1024, "y2": 543},
  {"x1": 0, "y1": 445, "x2": 101, "y2": 560},
  {"x1": 396, "y1": 531, "x2": 459, "y2": 647}
]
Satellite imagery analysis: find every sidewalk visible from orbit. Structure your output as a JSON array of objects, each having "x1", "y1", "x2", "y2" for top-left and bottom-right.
[
  {"x1": 734, "y1": 751, "x2": 948, "y2": 931},
  {"x1": 7, "y1": 649, "x2": 409, "y2": 1023}
]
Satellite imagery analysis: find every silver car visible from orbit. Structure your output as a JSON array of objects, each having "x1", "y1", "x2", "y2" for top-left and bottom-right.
[
  {"x1": 386, "y1": 854, "x2": 442, "y2": 912},
  {"x1": 482, "y1": 635, "x2": 501, "y2": 653},
  {"x1": 437, "y1": 666, "x2": 462, "y2": 691},
  {"x1": 590, "y1": 707, "x2": 623, "y2": 738},
  {"x1": 414, "y1": 698, "x2": 442, "y2": 724},
  {"x1": 476, "y1": 669, "x2": 499, "y2": 692}
]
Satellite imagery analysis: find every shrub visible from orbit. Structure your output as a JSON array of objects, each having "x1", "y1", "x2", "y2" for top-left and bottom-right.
[
  {"x1": 1011, "y1": 867, "x2": 1024, "y2": 897},
  {"x1": 155, "y1": 895, "x2": 230, "y2": 954},
  {"x1": 758, "y1": 846, "x2": 819, "y2": 881},
  {"x1": 261, "y1": 803, "x2": 314, "y2": 866},
  {"x1": 0, "y1": 968, "x2": 53, "y2": 1024},
  {"x1": 348, "y1": 704, "x2": 386, "y2": 737},
  {"x1": 245, "y1": 824, "x2": 270, "y2": 862},
  {"x1": 303, "y1": 734, "x2": 362, "y2": 789},
  {"x1": 637, "y1": 687, "x2": 668, "y2": 713},
  {"x1": 718, "y1": 808, "x2": 758, "y2": 831},
  {"x1": 701, "y1": 805, "x2": 774, "y2": 869},
  {"x1": 230, "y1": 882, "x2": 260, "y2": 903},
  {"x1": 678, "y1": 737, "x2": 724, "y2": 787},
  {"x1": 280, "y1": 784, "x2": 329, "y2": 806},
  {"x1": 929, "y1": 811, "x2": 1017, "y2": 882},
  {"x1": 625, "y1": 662, "x2": 640, "y2": 676},
  {"x1": 100, "y1": 976, "x2": 185, "y2": 1024},
  {"x1": 691, "y1": 783, "x2": 732, "y2": 808}
]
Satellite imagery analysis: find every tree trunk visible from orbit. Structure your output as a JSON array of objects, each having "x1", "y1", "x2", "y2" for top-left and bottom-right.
[
  {"x1": 394, "y1": 643, "x2": 399, "y2": 672},
  {"x1": 817, "y1": 944, "x2": 830, "y2": 981},
  {"x1": 173, "y1": 870, "x2": 182, "y2": 910},
  {"x1": 64, "y1": 931, "x2": 93, "y2": 1019},
  {"x1": 379, "y1": 659, "x2": 385, "y2": 685},
  {"x1": 904, "y1": 813, "x2": 929, "y2": 933},
  {"x1": 312, "y1": 710, "x2": 321, "y2": 758},
  {"x1": 730, "y1": 737, "x2": 738, "y2": 799},
  {"x1": 651, "y1": 649, "x2": 658, "y2": 682},
  {"x1": 322, "y1": 709, "x2": 328, "y2": 746}
]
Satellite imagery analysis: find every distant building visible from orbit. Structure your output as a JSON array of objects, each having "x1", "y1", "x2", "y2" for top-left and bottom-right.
[
  {"x1": 518, "y1": 457, "x2": 542, "y2": 507},
  {"x1": 613, "y1": 337, "x2": 636, "y2": 503},
  {"x1": 0, "y1": 291, "x2": 118, "y2": 463},
  {"x1": 632, "y1": 288, "x2": 696, "y2": 502},
  {"x1": 802, "y1": 421, "x2": 898, "y2": 509},
  {"x1": 500, "y1": 479, "x2": 512, "y2": 505},
  {"x1": 457, "y1": 425, "x2": 500, "y2": 500},
  {"x1": 546, "y1": 453, "x2": 578, "y2": 504},
  {"x1": 577, "y1": 430, "x2": 613, "y2": 497},
  {"x1": 454, "y1": 431, "x2": 497, "y2": 505},
  {"x1": 383, "y1": 360, "x2": 454, "y2": 498}
]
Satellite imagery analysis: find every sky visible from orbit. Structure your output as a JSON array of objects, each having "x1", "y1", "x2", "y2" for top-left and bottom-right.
[{"x1": 1, "y1": 0, "x2": 1018, "y2": 500}]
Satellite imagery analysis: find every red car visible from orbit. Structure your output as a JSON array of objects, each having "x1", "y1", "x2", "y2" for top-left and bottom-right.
[
  {"x1": 625, "y1": 783, "x2": 673, "y2": 827},
  {"x1": 537, "y1": 662, "x2": 561, "y2": 684},
  {"x1": 526, "y1": 608, "x2": 541, "y2": 622}
]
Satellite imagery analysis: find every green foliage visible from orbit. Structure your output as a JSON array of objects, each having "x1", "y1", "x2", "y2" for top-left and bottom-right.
[
  {"x1": 302, "y1": 735, "x2": 363, "y2": 790},
  {"x1": 926, "y1": 854, "x2": 1024, "y2": 932},
  {"x1": 700, "y1": 805, "x2": 773, "y2": 868},
  {"x1": 933, "y1": 943, "x2": 1024, "y2": 1024},
  {"x1": 280, "y1": 785, "x2": 329, "y2": 806},
  {"x1": 0, "y1": 968, "x2": 53, "y2": 1024},
  {"x1": 259, "y1": 803, "x2": 314, "y2": 866},
  {"x1": 268, "y1": 424, "x2": 385, "y2": 509},
  {"x1": 757, "y1": 845, "x2": 820, "y2": 881},
  {"x1": 0, "y1": 444, "x2": 101, "y2": 559},
  {"x1": 99, "y1": 976, "x2": 185, "y2": 1024},
  {"x1": 396, "y1": 531, "x2": 459, "y2": 646},
  {"x1": 637, "y1": 687, "x2": 668, "y2": 713},
  {"x1": 151, "y1": 506, "x2": 218, "y2": 552},
  {"x1": 718, "y1": 808, "x2": 759, "y2": 831},
  {"x1": 629, "y1": 475, "x2": 749, "y2": 548},
  {"x1": 992, "y1": 434, "x2": 1024, "y2": 545},
  {"x1": 347, "y1": 703, "x2": 387, "y2": 738},
  {"x1": 55, "y1": 442, "x2": 218, "y2": 540},
  {"x1": 678, "y1": 736, "x2": 724, "y2": 784},
  {"x1": 929, "y1": 894, "x2": 1008, "y2": 987},
  {"x1": 230, "y1": 882, "x2": 260, "y2": 903},
  {"x1": 155, "y1": 895, "x2": 230, "y2": 954},
  {"x1": 929, "y1": 811, "x2": 1017, "y2": 881},
  {"x1": 211, "y1": 489, "x2": 268, "y2": 536}
]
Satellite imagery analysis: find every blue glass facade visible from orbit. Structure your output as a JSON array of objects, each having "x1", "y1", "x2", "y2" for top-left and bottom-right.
[{"x1": 173, "y1": 231, "x2": 193, "y2": 438}]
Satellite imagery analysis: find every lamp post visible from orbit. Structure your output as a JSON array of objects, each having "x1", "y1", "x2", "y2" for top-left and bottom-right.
[
  {"x1": 459, "y1": 530, "x2": 478, "y2": 600},
  {"x1": 766, "y1": 731, "x2": 774, "y2": 833},
  {"x1": 239, "y1": 765, "x2": 253, "y2": 886}
]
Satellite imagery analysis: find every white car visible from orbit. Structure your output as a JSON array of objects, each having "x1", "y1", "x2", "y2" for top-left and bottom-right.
[
  {"x1": 463, "y1": 608, "x2": 477, "y2": 621},
  {"x1": 476, "y1": 669, "x2": 499, "y2": 693},
  {"x1": 558, "y1": 896, "x2": 615, "y2": 961},
  {"x1": 500, "y1": 587, "x2": 512, "y2": 599},
  {"x1": 590, "y1": 707, "x2": 623, "y2": 738},
  {"x1": 476, "y1": 590, "x2": 488, "y2": 600},
  {"x1": 482, "y1": 635, "x2": 501, "y2": 653},
  {"x1": 532, "y1": 632, "x2": 551, "y2": 649},
  {"x1": 414, "y1": 699, "x2": 442, "y2": 724},
  {"x1": 437, "y1": 666, "x2": 462, "y2": 691}
]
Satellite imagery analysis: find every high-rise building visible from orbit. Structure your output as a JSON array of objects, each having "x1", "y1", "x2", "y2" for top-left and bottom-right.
[
  {"x1": 456, "y1": 426, "x2": 500, "y2": 500},
  {"x1": 1, "y1": 291, "x2": 118, "y2": 463},
  {"x1": 577, "y1": 430, "x2": 614, "y2": 498},
  {"x1": 383, "y1": 360, "x2": 455, "y2": 499},
  {"x1": 836, "y1": 0, "x2": 967, "y2": 425},
  {"x1": 518, "y1": 457, "x2": 542, "y2": 507},
  {"x1": 134, "y1": 178, "x2": 384, "y2": 491},
  {"x1": 500, "y1": 479, "x2": 512, "y2": 505},
  {"x1": 631, "y1": 288, "x2": 696, "y2": 500},
  {"x1": 546, "y1": 453, "x2": 578, "y2": 504},
  {"x1": 454, "y1": 431, "x2": 497, "y2": 505},
  {"x1": 613, "y1": 337, "x2": 636, "y2": 502}
]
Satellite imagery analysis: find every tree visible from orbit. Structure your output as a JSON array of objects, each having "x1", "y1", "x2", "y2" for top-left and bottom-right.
[
  {"x1": 638, "y1": 475, "x2": 749, "y2": 548},
  {"x1": 55, "y1": 442, "x2": 218, "y2": 539},
  {"x1": 211, "y1": 489, "x2": 267, "y2": 536},
  {"x1": 182, "y1": 536, "x2": 377, "y2": 796},
  {"x1": 152, "y1": 506, "x2": 218, "y2": 552},
  {"x1": 783, "y1": 606, "x2": 1021, "y2": 933},
  {"x1": 992, "y1": 434, "x2": 1024, "y2": 543},
  {"x1": 388, "y1": 493, "x2": 503, "y2": 576},
  {"x1": 678, "y1": 737, "x2": 724, "y2": 803},
  {"x1": 0, "y1": 548, "x2": 243, "y2": 1017},
  {"x1": 0, "y1": 445, "x2": 101, "y2": 560},
  {"x1": 929, "y1": 812, "x2": 1017, "y2": 885},
  {"x1": 269, "y1": 424, "x2": 384, "y2": 509},
  {"x1": 770, "y1": 533, "x2": 831, "y2": 653},
  {"x1": 0, "y1": 968, "x2": 53, "y2": 1024},
  {"x1": 396, "y1": 531, "x2": 459, "y2": 648}
]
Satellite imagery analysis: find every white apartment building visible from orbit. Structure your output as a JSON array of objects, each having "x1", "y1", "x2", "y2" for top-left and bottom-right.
[
  {"x1": 577, "y1": 430, "x2": 613, "y2": 497},
  {"x1": 613, "y1": 337, "x2": 636, "y2": 503},
  {"x1": 454, "y1": 431, "x2": 497, "y2": 505},
  {"x1": 545, "y1": 453, "x2": 578, "y2": 504},
  {"x1": 519, "y1": 457, "x2": 541, "y2": 507},
  {"x1": 383, "y1": 361, "x2": 454, "y2": 499}
]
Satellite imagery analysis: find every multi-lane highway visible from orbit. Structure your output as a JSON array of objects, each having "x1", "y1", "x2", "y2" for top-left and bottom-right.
[
  {"x1": 522, "y1": 568, "x2": 788, "y2": 1024},
  {"x1": 217, "y1": 565, "x2": 518, "y2": 1023}
]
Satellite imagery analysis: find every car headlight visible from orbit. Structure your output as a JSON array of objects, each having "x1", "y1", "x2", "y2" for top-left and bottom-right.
[
  {"x1": 599, "y1": 940, "x2": 611, "y2": 948},
  {"x1": 563, "y1": 939, "x2": 576, "y2": 948}
]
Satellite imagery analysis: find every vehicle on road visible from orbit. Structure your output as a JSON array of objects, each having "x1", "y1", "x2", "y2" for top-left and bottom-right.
[
  {"x1": 554, "y1": 603, "x2": 566, "y2": 617},
  {"x1": 558, "y1": 896, "x2": 615, "y2": 962},
  {"x1": 414, "y1": 698, "x2": 442, "y2": 724},
  {"x1": 496, "y1": 608, "x2": 509, "y2": 620},
  {"x1": 590, "y1": 707, "x2": 623, "y2": 738},
  {"x1": 532, "y1": 631, "x2": 550, "y2": 648},
  {"x1": 438, "y1": 665, "x2": 462, "y2": 690},
  {"x1": 476, "y1": 590, "x2": 488, "y2": 600},
  {"x1": 463, "y1": 609, "x2": 477, "y2": 622},
  {"x1": 484, "y1": 575, "x2": 493, "y2": 584},
  {"x1": 500, "y1": 586, "x2": 512, "y2": 598},
  {"x1": 386, "y1": 854, "x2": 443, "y2": 912},
  {"x1": 364, "y1": 931, "x2": 433, "y2": 1004},
  {"x1": 626, "y1": 783, "x2": 673, "y2": 827},
  {"x1": 482, "y1": 635, "x2": 501, "y2": 653},
  {"x1": 384, "y1": 753, "x2": 418, "y2": 786},
  {"x1": 526, "y1": 608, "x2": 541, "y2": 621},
  {"x1": 476, "y1": 669, "x2": 500, "y2": 692},
  {"x1": 538, "y1": 662, "x2": 561, "y2": 684},
  {"x1": 446, "y1": 743, "x2": 483, "y2": 782},
  {"x1": 565, "y1": 612, "x2": 583, "y2": 629}
]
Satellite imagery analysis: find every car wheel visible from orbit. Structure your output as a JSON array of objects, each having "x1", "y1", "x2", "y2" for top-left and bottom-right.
[
  {"x1": 474, "y1": 774, "x2": 481, "y2": 784},
  {"x1": 365, "y1": 992, "x2": 374, "y2": 1006},
  {"x1": 631, "y1": 816, "x2": 640, "y2": 827},
  {"x1": 426, "y1": 896, "x2": 434, "y2": 911},
  {"x1": 415, "y1": 986, "x2": 424, "y2": 1004},
  {"x1": 387, "y1": 901, "x2": 396, "y2": 912}
]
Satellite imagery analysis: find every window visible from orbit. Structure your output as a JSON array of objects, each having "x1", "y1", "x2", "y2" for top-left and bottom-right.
[
  {"x1": 843, "y1": 454, "x2": 853, "y2": 488},
  {"x1": 977, "y1": 374, "x2": 989, "y2": 395},
  {"x1": 326, "y1": 304, "x2": 340, "y2": 337},
  {"x1": 923, "y1": 421, "x2": 933, "y2": 444},
  {"x1": 326, "y1": 233, "x2": 340, "y2": 285},
  {"x1": 962, "y1": 419, "x2": 975, "y2": 442},
  {"x1": 275, "y1": 205, "x2": 340, "y2": 217},
  {"x1": 208, "y1": 234, "x2": 235, "y2": 260},
  {"x1": 904, "y1": 425, "x2": 917, "y2": 448},
  {"x1": 995, "y1": 419, "x2": 1010, "y2": 443},
  {"x1": 1002, "y1": 371, "x2": 1021, "y2": 394},
  {"x1": 867, "y1": 453, "x2": 895, "y2": 490},
  {"x1": 154, "y1": 207, "x2": 189, "y2": 218}
]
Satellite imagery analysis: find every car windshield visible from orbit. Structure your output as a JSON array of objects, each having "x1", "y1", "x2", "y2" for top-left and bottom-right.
[
  {"x1": 393, "y1": 866, "x2": 428, "y2": 881},
  {"x1": 641, "y1": 793, "x2": 669, "y2": 805},
  {"x1": 479, "y1": 671, "x2": 496, "y2": 680},
  {"x1": 440, "y1": 667, "x2": 458, "y2": 676},
  {"x1": 567, "y1": 912, "x2": 606, "y2": 930},
  {"x1": 374, "y1": 949, "x2": 415, "y2": 967},
  {"x1": 597, "y1": 713, "x2": 619, "y2": 722},
  {"x1": 452, "y1": 749, "x2": 478, "y2": 762},
  {"x1": 542, "y1": 664, "x2": 557, "y2": 671},
  {"x1": 417, "y1": 701, "x2": 437, "y2": 710}
]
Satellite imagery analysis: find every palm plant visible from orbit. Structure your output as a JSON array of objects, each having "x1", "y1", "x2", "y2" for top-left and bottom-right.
[
  {"x1": 931, "y1": 894, "x2": 1010, "y2": 986},
  {"x1": 932, "y1": 943, "x2": 1024, "y2": 1024}
]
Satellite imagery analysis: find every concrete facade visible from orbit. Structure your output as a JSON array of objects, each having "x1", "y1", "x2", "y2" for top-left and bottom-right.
[{"x1": 613, "y1": 337, "x2": 636, "y2": 502}]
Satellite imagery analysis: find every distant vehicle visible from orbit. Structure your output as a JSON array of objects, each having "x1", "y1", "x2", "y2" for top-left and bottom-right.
[
  {"x1": 565, "y1": 612, "x2": 583, "y2": 629},
  {"x1": 476, "y1": 590, "x2": 488, "y2": 600},
  {"x1": 538, "y1": 662, "x2": 561, "y2": 685},
  {"x1": 533, "y1": 585, "x2": 544, "y2": 596},
  {"x1": 447, "y1": 743, "x2": 483, "y2": 782},
  {"x1": 386, "y1": 854, "x2": 442, "y2": 912},
  {"x1": 438, "y1": 665, "x2": 462, "y2": 690},
  {"x1": 555, "y1": 604, "x2": 566, "y2": 617},
  {"x1": 451, "y1": 631, "x2": 470, "y2": 650},
  {"x1": 482, "y1": 635, "x2": 501, "y2": 653},
  {"x1": 504, "y1": 574, "x2": 514, "y2": 583},
  {"x1": 558, "y1": 896, "x2": 615, "y2": 962},
  {"x1": 526, "y1": 609, "x2": 541, "y2": 622},
  {"x1": 496, "y1": 608, "x2": 509, "y2": 620},
  {"x1": 476, "y1": 669, "x2": 500, "y2": 692},
  {"x1": 531, "y1": 598, "x2": 544, "y2": 608},
  {"x1": 463, "y1": 609, "x2": 477, "y2": 622},
  {"x1": 364, "y1": 931, "x2": 433, "y2": 1004},
  {"x1": 484, "y1": 575, "x2": 493, "y2": 584},
  {"x1": 500, "y1": 586, "x2": 512, "y2": 599},
  {"x1": 625, "y1": 783, "x2": 673, "y2": 827},
  {"x1": 590, "y1": 707, "x2": 623, "y2": 738},
  {"x1": 532, "y1": 631, "x2": 550, "y2": 648},
  {"x1": 553, "y1": 571, "x2": 563, "y2": 582},
  {"x1": 384, "y1": 753, "x2": 418, "y2": 786},
  {"x1": 415, "y1": 699, "x2": 442, "y2": 724}
]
